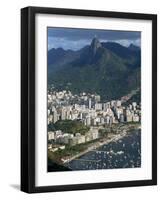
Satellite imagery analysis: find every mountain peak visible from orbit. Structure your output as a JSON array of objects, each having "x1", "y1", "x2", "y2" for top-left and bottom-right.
[
  {"x1": 90, "y1": 37, "x2": 102, "y2": 54},
  {"x1": 128, "y1": 43, "x2": 140, "y2": 51}
]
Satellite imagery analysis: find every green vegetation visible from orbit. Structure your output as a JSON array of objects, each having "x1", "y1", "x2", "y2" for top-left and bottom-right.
[
  {"x1": 48, "y1": 158, "x2": 71, "y2": 171},
  {"x1": 48, "y1": 119, "x2": 90, "y2": 134},
  {"x1": 123, "y1": 89, "x2": 141, "y2": 106},
  {"x1": 48, "y1": 39, "x2": 141, "y2": 100},
  {"x1": 48, "y1": 138, "x2": 100, "y2": 163},
  {"x1": 98, "y1": 128, "x2": 110, "y2": 137},
  {"x1": 48, "y1": 122, "x2": 141, "y2": 164}
]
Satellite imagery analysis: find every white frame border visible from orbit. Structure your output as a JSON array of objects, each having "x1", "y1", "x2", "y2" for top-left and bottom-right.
[{"x1": 35, "y1": 13, "x2": 152, "y2": 187}]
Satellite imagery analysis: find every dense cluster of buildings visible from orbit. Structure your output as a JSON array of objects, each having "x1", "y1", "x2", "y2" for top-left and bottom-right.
[
  {"x1": 48, "y1": 127, "x2": 99, "y2": 151},
  {"x1": 47, "y1": 90, "x2": 141, "y2": 150}
]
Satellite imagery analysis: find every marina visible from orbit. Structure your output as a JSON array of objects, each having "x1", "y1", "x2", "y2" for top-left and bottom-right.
[{"x1": 65, "y1": 129, "x2": 141, "y2": 170}]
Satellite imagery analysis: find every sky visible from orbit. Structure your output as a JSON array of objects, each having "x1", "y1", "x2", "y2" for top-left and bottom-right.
[{"x1": 48, "y1": 27, "x2": 141, "y2": 51}]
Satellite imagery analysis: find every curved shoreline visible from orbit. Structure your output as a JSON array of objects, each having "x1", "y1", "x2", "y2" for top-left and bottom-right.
[{"x1": 63, "y1": 127, "x2": 141, "y2": 164}]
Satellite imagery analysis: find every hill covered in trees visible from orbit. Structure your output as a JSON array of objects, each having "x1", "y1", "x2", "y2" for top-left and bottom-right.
[{"x1": 48, "y1": 38, "x2": 141, "y2": 100}]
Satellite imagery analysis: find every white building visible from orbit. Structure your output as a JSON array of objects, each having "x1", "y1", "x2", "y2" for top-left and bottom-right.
[
  {"x1": 126, "y1": 110, "x2": 133, "y2": 122},
  {"x1": 100, "y1": 117, "x2": 104, "y2": 125},
  {"x1": 77, "y1": 135, "x2": 86, "y2": 144},
  {"x1": 95, "y1": 103, "x2": 102, "y2": 110},
  {"x1": 86, "y1": 116, "x2": 91, "y2": 126},
  {"x1": 91, "y1": 128, "x2": 99, "y2": 140},
  {"x1": 132, "y1": 102, "x2": 137, "y2": 110},
  {"x1": 88, "y1": 98, "x2": 92, "y2": 109},
  {"x1": 48, "y1": 131, "x2": 55, "y2": 140},
  {"x1": 111, "y1": 100, "x2": 116, "y2": 107},
  {"x1": 116, "y1": 100, "x2": 122, "y2": 107},
  {"x1": 53, "y1": 110, "x2": 58, "y2": 123},
  {"x1": 133, "y1": 114, "x2": 140, "y2": 122},
  {"x1": 91, "y1": 118, "x2": 97, "y2": 126},
  {"x1": 95, "y1": 95, "x2": 100, "y2": 102}
]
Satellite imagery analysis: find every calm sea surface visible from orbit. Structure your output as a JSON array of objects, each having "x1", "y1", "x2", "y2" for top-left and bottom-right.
[{"x1": 65, "y1": 129, "x2": 141, "y2": 170}]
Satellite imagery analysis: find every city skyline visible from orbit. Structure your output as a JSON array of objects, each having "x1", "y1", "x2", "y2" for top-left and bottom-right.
[{"x1": 47, "y1": 88, "x2": 141, "y2": 171}]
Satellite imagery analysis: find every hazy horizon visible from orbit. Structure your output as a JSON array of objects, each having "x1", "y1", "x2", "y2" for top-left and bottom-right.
[{"x1": 48, "y1": 27, "x2": 141, "y2": 51}]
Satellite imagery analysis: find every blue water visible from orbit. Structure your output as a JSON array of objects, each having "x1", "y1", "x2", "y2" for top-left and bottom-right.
[{"x1": 65, "y1": 130, "x2": 141, "y2": 170}]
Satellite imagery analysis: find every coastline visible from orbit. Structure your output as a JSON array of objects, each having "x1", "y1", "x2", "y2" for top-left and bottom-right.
[
  {"x1": 48, "y1": 122, "x2": 141, "y2": 171},
  {"x1": 48, "y1": 127, "x2": 141, "y2": 172},
  {"x1": 63, "y1": 127, "x2": 141, "y2": 164}
]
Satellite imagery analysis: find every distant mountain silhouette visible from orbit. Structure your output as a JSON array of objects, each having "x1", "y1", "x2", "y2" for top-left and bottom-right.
[{"x1": 48, "y1": 38, "x2": 141, "y2": 100}]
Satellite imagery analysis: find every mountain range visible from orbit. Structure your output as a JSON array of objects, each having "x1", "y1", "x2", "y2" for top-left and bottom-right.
[{"x1": 48, "y1": 37, "x2": 141, "y2": 101}]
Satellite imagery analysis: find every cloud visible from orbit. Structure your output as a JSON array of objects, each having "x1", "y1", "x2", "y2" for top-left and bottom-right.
[
  {"x1": 48, "y1": 27, "x2": 141, "y2": 50},
  {"x1": 48, "y1": 36, "x2": 91, "y2": 50},
  {"x1": 112, "y1": 38, "x2": 141, "y2": 47},
  {"x1": 48, "y1": 27, "x2": 140, "y2": 40}
]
